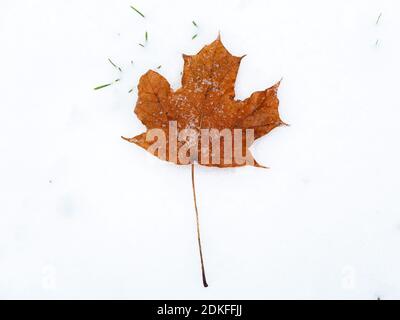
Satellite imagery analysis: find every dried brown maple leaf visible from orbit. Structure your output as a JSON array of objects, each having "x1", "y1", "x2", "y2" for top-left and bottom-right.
[
  {"x1": 123, "y1": 36, "x2": 284, "y2": 168},
  {"x1": 122, "y1": 36, "x2": 285, "y2": 287}
]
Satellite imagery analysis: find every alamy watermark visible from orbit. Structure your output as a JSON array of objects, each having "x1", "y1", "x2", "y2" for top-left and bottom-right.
[{"x1": 142, "y1": 121, "x2": 256, "y2": 165}]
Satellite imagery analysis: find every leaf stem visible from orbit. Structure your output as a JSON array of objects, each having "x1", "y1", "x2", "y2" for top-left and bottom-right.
[{"x1": 191, "y1": 163, "x2": 208, "y2": 288}]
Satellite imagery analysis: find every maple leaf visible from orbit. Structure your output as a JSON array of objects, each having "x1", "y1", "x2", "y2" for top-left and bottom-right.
[
  {"x1": 123, "y1": 36, "x2": 285, "y2": 168},
  {"x1": 122, "y1": 36, "x2": 285, "y2": 288}
]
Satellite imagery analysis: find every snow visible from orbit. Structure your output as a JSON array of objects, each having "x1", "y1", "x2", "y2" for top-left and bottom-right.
[{"x1": 1, "y1": 0, "x2": 400, "y2": 299}]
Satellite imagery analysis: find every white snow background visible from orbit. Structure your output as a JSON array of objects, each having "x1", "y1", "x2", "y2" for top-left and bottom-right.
[{"x1": 0, "y1": 0, "x2": 400, "y2": 299}]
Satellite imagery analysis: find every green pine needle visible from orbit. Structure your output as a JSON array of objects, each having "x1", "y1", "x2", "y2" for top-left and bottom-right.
[
  {"x1": 192, "y1": 20, "x2": 198, "y2": 27},
  {"x1": 94, "y1": 79, "x2": 120, "y2": 91},
  {"x1": 108, "y1": 58, "x2": 122, "y2": 72},
  {"x1": 94, "y1": 83, "x2": 112, "y2": 90},
  {"x1": 130, "y1": 6, "x2": 145, "y2": 18},
  {"x1": 192, "y1": 34, "x2": 198, "y2": 40}
]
